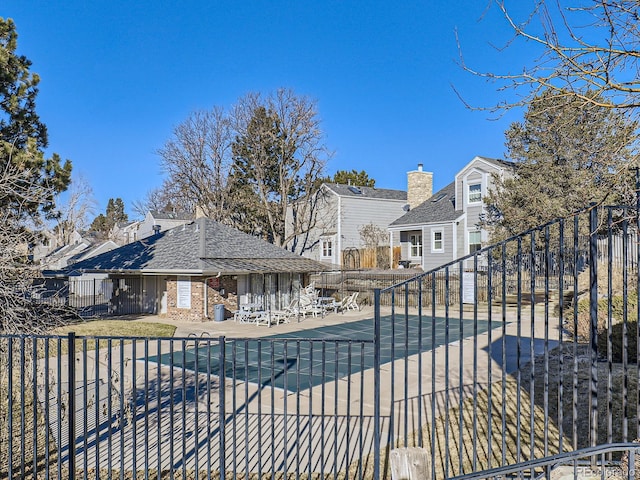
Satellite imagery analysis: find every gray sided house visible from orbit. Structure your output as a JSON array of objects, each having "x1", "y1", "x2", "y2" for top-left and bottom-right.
[
  {"x1": 389, "y1": 156, "x2": 511, "y2": 271},
  {"x1": 111, "y1": 210, "x2": 194, "y2": 246},
  {"x1": 290, "y1": 183, "x2": 407, "y2": 267},
  {"x1": 70, "y1": 217, "x2": 328, "y2": 322}
]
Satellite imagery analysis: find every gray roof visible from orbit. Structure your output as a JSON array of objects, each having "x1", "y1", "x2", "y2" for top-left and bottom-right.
[
  {"x1": 389, "y1": 182, "x2": 462, "y2": 227},
  {"x1": 149, "y1": 210, "x2": 193, "y2": 221},
  {"x1": 472, "y1": 156, "x2": 513, "y2": 170},
  {"x1": 70, "y1": 218, "x2": 329, "y2": 274},
  {"x1": 324, "y1": 183, "x2": 407, "y2": 201}
]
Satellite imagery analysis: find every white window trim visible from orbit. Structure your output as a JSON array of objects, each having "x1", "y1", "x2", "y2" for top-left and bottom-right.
[
  {"x1": 468, "y1": 183, "x2": 482, "y2": 204},
  {"x1": 409, "y1": 233, "x2": 423, "y2": 258},
  {"x1": 431, "y1": 229, "x2": 444, "y2": 253},
  {"x1": 468, "y1": 230, "x2": 482, "y2": 254},
  {"x1": 320, "y1": 237, "x2": 333, "y2": 259}
]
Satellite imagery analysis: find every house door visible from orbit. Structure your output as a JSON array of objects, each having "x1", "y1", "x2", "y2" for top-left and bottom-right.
[{"x1": 159, "y1": 277, "x2": 168, "y2": 315}]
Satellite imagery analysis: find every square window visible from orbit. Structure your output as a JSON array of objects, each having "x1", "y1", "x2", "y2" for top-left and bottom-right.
[{"x1": 468, "y1": 183, "x2": 482, "y2": 203}]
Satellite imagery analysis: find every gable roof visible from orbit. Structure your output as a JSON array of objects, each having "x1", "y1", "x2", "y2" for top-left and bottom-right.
[
  {"x1": 389, "y1": 182, "x2": 461, "y2": 227},
  {"x1": 323, "y1": 183, "x2": 407, "y2": 201},
  {"x1": 70, "y1": 218, "x2": 329, "y2": 274},
  {"x1": 456, "y1": 156, "x2": 513, "y2": 177}
]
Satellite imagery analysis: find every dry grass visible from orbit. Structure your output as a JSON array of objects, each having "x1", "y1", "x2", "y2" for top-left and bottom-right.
[
  {"x1": 54, "y1": 319, "x2": 177, "y2": 338},
  {"x1": 1, "y1": 320, "x2": 176, "y2": 479},
  {"x1": 349, "y1": 376, "x2": 567, "y2": 480}
]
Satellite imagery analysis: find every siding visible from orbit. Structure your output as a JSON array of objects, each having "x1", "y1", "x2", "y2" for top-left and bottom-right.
[
  {"x1": 290, "y1": 190, "x2": 339, "y2": 262},
  {"x1": 456, "y1": 158, "x2": 504, "y2": 211},
  {"x1": 340, "y1": 196, "x2": 406, "y2": 249},
  {"x1": 457, "y1": 230, "x2": 465, "y2": 261},
  {"x1": 423, "y1": 224, "x2": 456, "y2": 271},
  {"x1": 466, "y1": 204, "x2": 484, "y2": 228}
]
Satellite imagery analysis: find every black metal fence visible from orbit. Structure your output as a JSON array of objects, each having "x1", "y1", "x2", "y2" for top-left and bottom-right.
[
  {"x1": 1, "y1": 333, "x2": 380, "y2": 480},
  {"x1": 32, "y1": 277, "x2": 146, "y2": 318},
  {"x1": 5, "y1": 202, "x2": 640, "y2": 479},
  {"x1": 380, "y1": 204, "x2": 640, "y2": 478}
]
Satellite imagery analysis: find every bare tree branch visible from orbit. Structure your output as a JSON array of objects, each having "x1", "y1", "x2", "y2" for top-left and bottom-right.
[{"x1": 459, "y1": 0, "x2": 640, "y2": 113}]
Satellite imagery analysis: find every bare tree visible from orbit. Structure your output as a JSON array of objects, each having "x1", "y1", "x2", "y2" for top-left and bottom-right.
[
  {"x1": 132, "y1": 183, "x2": 195, "y2": 220},
  {"x1": 359, "y1": 222, "x2": 390, "y2": 249},
  {"x1": 52, "y1": 174, "x2": 96, "y2": 245},
  {"x1": 459, "y1": 1, "x2": 640, "y2": 113},
  {"x1": 231, "y1": 89, "x2": 330, "y2": 247},
  {"x1": 156, "y1": 89, "x2": 330, "y2": 248},
  {"x1": 157, "y1": 107, "x2": 233, "y2": 222},
  {"x1": 0, "y1": 161, "x2": 73, "y2": 333}
]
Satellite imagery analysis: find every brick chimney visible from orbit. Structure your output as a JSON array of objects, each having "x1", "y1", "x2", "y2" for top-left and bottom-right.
[{"x1": 407, "y1": 163, "x2": 433, "y2": 209}]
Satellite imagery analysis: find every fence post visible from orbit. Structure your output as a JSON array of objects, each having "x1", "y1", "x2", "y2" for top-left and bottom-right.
[
  {"x1": 390, "y1": 447, "x2": 431, "y2": 480},
  {"x1": 218, "y1": 335, "x2": 226, "y2": 479},
  {"x1": 589, "y1": 204, "x2": 598, "y2": 454},
  {"x1": 67, "y1": 332, "x2": 76, "y2": 480},
  {"x1": 374, "y1": 288, "x2": 381, "y2": 480}
]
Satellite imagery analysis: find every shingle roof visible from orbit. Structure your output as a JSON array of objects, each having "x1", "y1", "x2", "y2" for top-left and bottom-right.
[
  {"x1": 70, "y1": 218, "x2": 329, "y2": 274},
  {"x1": 471, "y1": 156, "x2": 513, "y2": 170},
  {"x1": 149, "y1": 210, "x2": 193, "y2": 221},
  {"x1": 323, "y1": 183, "x2": 407, "y2": 201},
  {"x1": 389, "y1": 182, "x2": 462, "y2": 227}
]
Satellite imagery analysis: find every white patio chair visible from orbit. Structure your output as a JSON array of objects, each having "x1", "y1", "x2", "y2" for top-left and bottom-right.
[
  {"x1": 254, "y1": 311, "x2": 272, "y2": 327},
  {"x1": 332, "y1": 295, "x2": 351, "y2": 313},
  {"x1": 299, "y1": 294, "x2": 323, "y2": 318},
  {"x1": 345, "y1": 292, "x2": 360, "y2": 311},
  {"x1": 269, "y1": 299, "x2": 299, "y2": 325}
]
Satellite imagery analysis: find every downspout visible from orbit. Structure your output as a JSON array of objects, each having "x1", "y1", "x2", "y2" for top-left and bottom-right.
[
  {"x1": 204, "y1": 272, "x2": 222, "y2": 319},
  {"x1": 452, "y1": 221, "x2": 458, "y2": 262},
  {"x1": 198, "y1": 218, "x2": 208, "y2": 318},
  {"x1": 204, "y1": 277, "x2": 209, "y2": 318},
  {"x1": 337, "y1": 196, "x2": 342, "y2": 266}
]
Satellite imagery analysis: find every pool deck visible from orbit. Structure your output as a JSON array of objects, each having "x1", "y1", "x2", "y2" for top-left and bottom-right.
[{"x1": 39, "y1": 302, "x2": 560, "y2": 477}]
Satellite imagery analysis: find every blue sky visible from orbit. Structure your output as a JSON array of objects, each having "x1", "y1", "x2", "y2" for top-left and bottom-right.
[{"x1": 4, "y1": 1, "x2": 533, "y2": 219}]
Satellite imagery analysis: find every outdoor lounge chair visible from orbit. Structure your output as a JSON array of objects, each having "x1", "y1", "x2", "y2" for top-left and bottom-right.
[
  {"x1": 299, "y1": 294, "x2": 323, "y2": 318},
  {"x1": 344, "y1": 292, "x2": 360, "y2": 311},
  {"x1": 268, "y1": 299, "x2": 299, "y2": 325},
  {"x1": 330, "y1": 295, "x2": 350, "y2": 314}
]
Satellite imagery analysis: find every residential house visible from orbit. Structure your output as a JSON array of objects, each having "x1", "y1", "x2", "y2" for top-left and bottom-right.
[
  {"x1": 389, "y1": 156, "x2": 511, "y2": 271},
  {"x1": 136, "y1": 210, "x2": 193, "y2": 240},
  {"x1": 110, "y1": 220, "x2": 141, "y2": 246},
  {"x1": 110, "y1": 211, "x2": 193, "y2": 246},
  {"x1": 289, "y1": 182, "x2": 408, "y2": 267},
  {"x1": 38, "y1": 231, "x2": 118, "y2": 271},
  {"x1": 70, "y1": 217, "x2": 330, "y2": 322}
]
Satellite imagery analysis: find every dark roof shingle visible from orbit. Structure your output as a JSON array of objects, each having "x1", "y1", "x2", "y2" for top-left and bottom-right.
[
  {"x1": 70, "y1": 218, "x2": 329, "y2": 274},
  {"x1": 324, "y1": 183, "x2": 407, "y2": 201},
  {"x1": 389, "y1": 182, "x2": 462, "y2": 227}
]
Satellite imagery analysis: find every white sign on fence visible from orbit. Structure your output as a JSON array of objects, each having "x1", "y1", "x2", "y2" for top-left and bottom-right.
[{"x1": 462, "y1": 271, "x2": 475, "y2": 304}]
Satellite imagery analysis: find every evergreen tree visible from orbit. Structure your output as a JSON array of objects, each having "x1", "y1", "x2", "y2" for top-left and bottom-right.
[
  {"x1": 0, "y1": 18, "x2": 71, "y2": 221},
  {"x1": 323, "y1": 169, "x2": 375, "y2": 187},
  {"x1": 0, "y1": 18, "x2": 73, "y2": 333},
  {"x1": 90, "y1": 198, "x2": 128, "y2": 237},
  {"x1": 484, "y1": 90, "x2": 639, "y2": 242}
]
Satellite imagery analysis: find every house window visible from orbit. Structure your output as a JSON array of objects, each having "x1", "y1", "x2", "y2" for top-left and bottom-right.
[
  {"x1": 432, "y1": 230, "x2": 443, "y2": 252},
  {"x1": 321, "y1": 238, "x2": 333, "y2": 257},
  {"x1": 410, "y1": 234, "x2": 422, "y2": 257},
  {"x1": 469, "y1": 231, "x2": 482, "y2": 254},
  {"x1": 468, "y1": 183, "x2": 482, "y2": 203}
]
